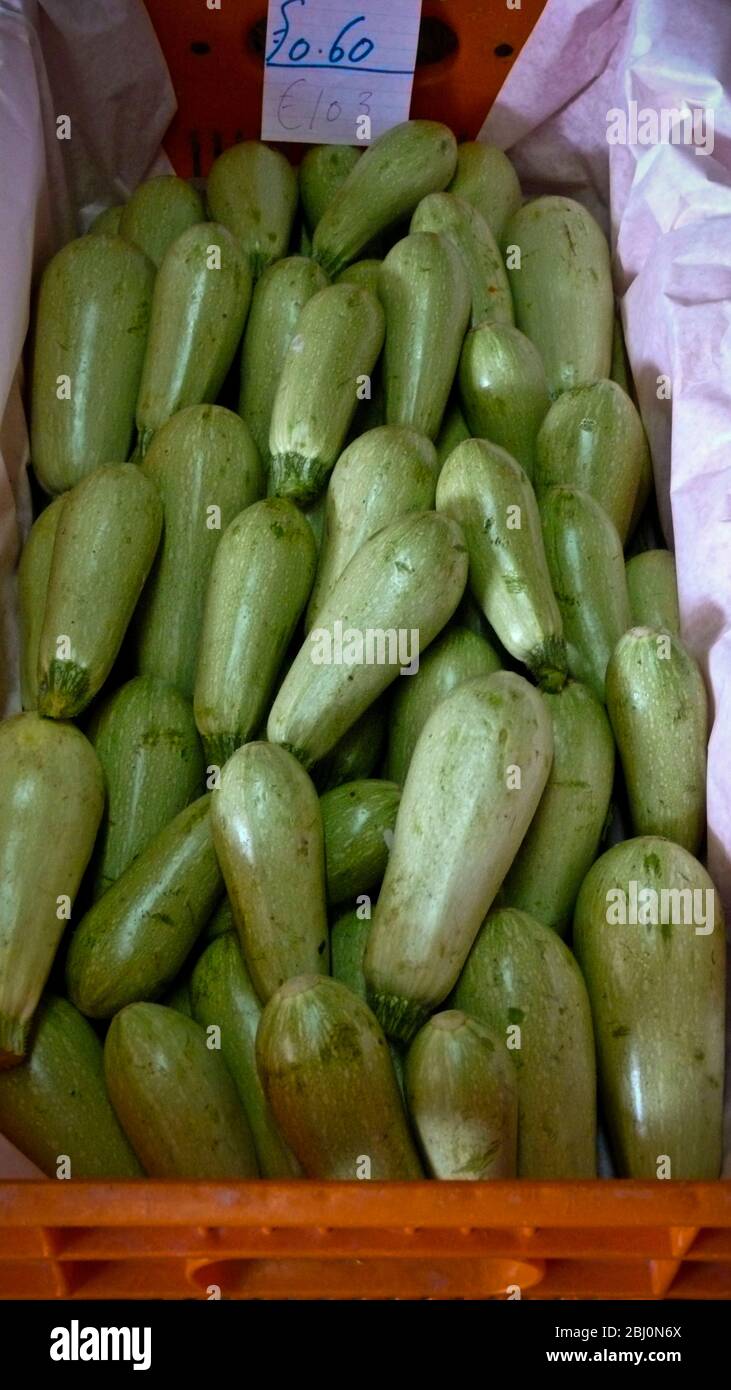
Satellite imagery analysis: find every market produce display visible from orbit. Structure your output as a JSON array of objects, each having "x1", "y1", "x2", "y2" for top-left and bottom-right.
[{"x1": 2, "y1": 120, "x2": 724, "y2": 1184}]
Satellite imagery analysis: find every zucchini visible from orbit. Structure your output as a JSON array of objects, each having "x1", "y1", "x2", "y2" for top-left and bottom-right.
[
  {"x1": 315, "y1": 699, "x2": 387, "y2": 791},
  {"x1": 312, "y1": 120, "x2": 457, "y2": 277},
  {"x1": 364, "y1": 671, "x2": 554, "y2": 1042},
  {"x1": 0, "y1": 996, "x2": 141, "y2": 1177},
  {"x1": 191, "y1": 934, "x2": 302, "y2": 1177},
  {"x1": 502, "y1": 196, "x2": 614, "y2": 397},
  {"x1": 500, "y1": 680, "x2": 615, "y2": 934},
  {"x1": 436, "y1": 438, "x2": 566, "y2": 689},
  {"x1": 411, "y1": 191, "x2": 514, "y2": 326},
  {"x1": 534, "y1": 379, "x2": 648, "y2": 541},
  {"x1": 335, "y1": 258, "x2": 382, "y2": 294},
  {"x1": 135, "y1": 404, "x2": 263, "y2": 697},
  {"x1": 88, "y1": 205, "x2": 123, "y2": 236},
  {"x1": 331, "y1": 908, "x2": 371, "y2": 1000},
  {"x1": 206, "y1": 140, "x2": 297, "y2": 276},
  {"x1": 267, "y1": 511, "x2": 468, "y2": 769},
  {"x1": 0, "y1": 715, "x2": 103, "y2": 1065},
  {"x1": 379, "y1": 232, "x2": 471, "y2": 440},
  {"x1": 104, "y1": 1002, "x2": 258, "y2": 1177},
  {"x1": 303, "y1": 490, "x2": 327, "y2": 550},
  {"x1": 87, "y1": 676, "x2": 204, "y2": 898},
  {"x1": 385, "y1": 625, "x2": 501, "y2": 784},
  {"x1": 435, "y1": 399, "x2": 469, "y2": 468},
  {"x1": 256, "y1": 975, "x2": 422, "y2": 1178},
  {"x1": 135, "y1": 222, "x2": 252, "y2": 454},
  {"x1": 606, "y1": 627, "x2": 707, "y2": 852},
  {"x1": 405, "y1": 1010, "x2": 518, "y2": 1179},
  {"x1": 625, "y1": 550, "x2": 680, "y2": 636},
  {"x1": 453, "y1": 907, "x2": 597, "y2": 1178},
  {"x1": 321, "y1": 779, "x2": 401, "y2": 905},
  {"x1": 30, "y1": 235, "x2": 154, "y2": 493},
  {"x1": 268, "y1": 282, "x2": 385, "y2": 504},
  {"x1": 459, "y1": 322, "x2": 551, "y2": 480},
  {"x1": 238, "y1": 256, "x2": 329, "y2": 465},
  {"x1": 193, "y1": 497, "x2": 316, "y2": 765},
  {"x1": 211, "y1": 743, "x2": 328, "y2": 1001},
  {"x1": 306, "y1": 424, "x2": 438, "y2": 629},
  {"x1": 17, "y1": 496, "x2": 65, "y2": 710},
  {"x1": 203, "y1": 896, "x2": 235, "y2": 944},
  {"x1": 119, "y1": 175, "x2": 204, "y2": 267},
  {"x1": 66, "y1": 796, "x2": 221, "y2": 1018},
  {"x1": 540, "y1": 485, "x2": 631, "y2": 701},
  {"x1": 37, "y1": 464, "x2": 162, "y2": 719},
  {"x1": 573, "y1": 837, "x2": 725, "y2": 1179},
  {"x1": 448, "y1": 141, "x2": 521, "y2": 243},
  {"x1": 299, "y1": 144, "x2": 361, "y2": 232}
]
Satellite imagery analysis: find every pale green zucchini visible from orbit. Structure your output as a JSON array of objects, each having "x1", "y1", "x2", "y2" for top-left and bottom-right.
[
  {"x1": 210, "y1": 743, "x2": 328, "y2": 1002},
  {"x1": 88, "y1": 205, "x2": 123, "y2": 236},
  {"x1": 378, "y1": 231, "x2": 471, "y2": 440},
  {"x1": 268, "y1": 282, "x2": 385, "y2": 503},
  {"x1": 193, "y1": 497, "x2": 316, "y2": 765},
  {"x1": 606, "y1": 627, "x2": 707, "y2": 852},
  {"x1": 135, "y1": 404, "x2": 263, "y2": 696},
  {"x1": 312, "y1": 120, "x2": 457, "y2": 276},
  {"x1": 267, "y1": 510, "x2": 468, "y2": 769},
  {"x1": 37, "y1": 464, "x2": 162, "y2": 719},
  {"x1": 335, "y1": 258, "x2": 382, "y2": 294},
  {"x1": 66, "y1": 796, "x2": 222, "y2": 1018},
  {"x1": 206, "y1": 140, "x2": 298, "y2": 275},
  {"x1": 459, "y1": 322, "x2": 551, "y2": 480},
  {"x1": 453, "y1": 907, "x2": 597, "y2": 1178},
  {"x1": 436, "y1": 438, "x2": 566, "y2": 689},
  {"x1": 411, "y1": 191, "x2": 513, "y2": 326},
  {"x1": 299, "y1": 144, "x2": 361, "y2": 231},
  {"x1": 119, "y1": 175, "x2": 204, "y2": 267},
  {"x1": 256, "y1": 975, "x2": 422, "y2": 1178},
  {"x1": 17, "y1": 496, "x2": 65, "y2": 710},
  {"x1": 625, "y1": 550, "x2": 680, "y2": 636},
  {"x1": 321, "y1": 779, "x2": 401, "y2": 905},
  {"x1": 364, "y1": 671, "x2": 554, "y2": 1042},
  {"x1": 573, "y1": 837, "x2": 725, "y2": 1179},
  {"x1": 448, "y1": 142, "x2": 521, "y2": 243},
  {"x1": 435, "y1": 399, "x2": 470, "y2": 468},
  {"x1": 30, "y1": 235, "x2": 154, "y2": 493}
]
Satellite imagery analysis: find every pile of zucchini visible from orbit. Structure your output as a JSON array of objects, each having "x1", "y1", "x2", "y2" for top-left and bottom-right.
[{"x1": 0, "y1": 121, "x2": 724, "y2": 1183}]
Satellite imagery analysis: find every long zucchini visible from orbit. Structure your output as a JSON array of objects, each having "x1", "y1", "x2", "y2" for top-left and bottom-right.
[
  {"x1": 364, "y1": 671, "x2": 553, "y2": 1042},
  {"x1": 321, "y1": 779, "x2": 401, "y2": 905},
  {"x1": 411, "y1": 191, "x2": 513, "y2": 326},
  {"x1": 206, "y1": 141, "x2": 297, "y2": 276},
  {"x1": 448, "y1": 142, "x2": 521, "y2": 243},
  {"x1": 17, "y1": 496, "x2": 65, "y2": 710},
  {"x1": 37, "y1": 464, "x2": 162, "y2": 719},
  {"x1": 119, "y1": 175, "x2": 204, "y2": 268},
  {"x1": 30, "y1": 235, "x2": 154, "y2": 493},
  {"x1": 459, "y1": 322, "x2": 551, "y2": 481},
  {"x1": 625, "y1": 550, "x2": 680, "y2": 636}
]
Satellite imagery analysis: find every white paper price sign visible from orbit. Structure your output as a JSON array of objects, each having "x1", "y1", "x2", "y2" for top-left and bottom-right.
[{"x1": 261, "y1": 0, "x2": 423, "y2": 145}]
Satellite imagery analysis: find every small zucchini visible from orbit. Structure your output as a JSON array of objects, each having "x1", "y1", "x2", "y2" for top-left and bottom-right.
[
  {"x1": 119, "y1": 175, "x2": 204, "y2": 268},
  {"x1": 207, "y1": 141, "x2": 297, "y2": 276},
  {"x1": 459, "y1": 322, "x2": 551, "y2": 481},
  {"x1": 625, "y1": 550, "x2": 680, "y2": 636},
  {"x1": 411, "y1": 191, "x2": 513, "y2": 326},
  {"x1": 448, "y1": 142, "x2": 521, "y2": 243},
  {"x1": 321, "y1": 779, "x2": 401, "y2": 905},
  {"x1": 299, "y1": 144, "x2": 361, "y2": 232}
]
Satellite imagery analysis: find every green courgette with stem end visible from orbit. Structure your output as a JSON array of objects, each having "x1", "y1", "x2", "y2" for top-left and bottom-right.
[
  {"x1": 365, "y1": 671, "x2": 554, "y2": 1043},
  {"x1": 267, "y1": 511, "x2": 468, "y2": 769},
  {"x1": 625, "y1": 551, "x2": 680, "y2": 636},
  {"x1": 37, "y1": 464, "x2": 162, "y2": 719},
  {"x1": 312, "y1": 120, "x2": 457, "y2": 277},
  {"x1": 448, "y1": 142, "x2": 521, "y2": 244},
  {"x1": 435, "y1": 399, "x2": 469, "y2": 469},
  {"x1": 411, "y1": 191, "x2": 514, "y2": 327},
  {"x1": 17, "y1": 496, "x2": 65, "y2": 710},
  {"x1": 88, "y1": 205, "x2": 123, "y2": 236},
  {"x1": 66, "y1": 796, "x2": 222, "y2": 1019},
  {"x1": 190, "y1": 934, "x2": 302, "y2": 1177},
  {"x1": 534, "y1": 379, "x2": 648, "y2": 541},
  {"x1": 299, "y1": 144, "x2": 361, "y2": 232},
  {"x1": 499, "y1": 680, "x2": 615, "y2": 935},
  {"x1": 0, "y1": 715, "x2": 104, "y2": 1065},
  {"x1": 306, "y1": 424, "x2": 438, "y2": 629},
  {"x1": 315, "y1": 699, "x2": 387, "y2": 791},
  {"x1": 540, "y1": 485, "x2": 631, "y2": 702},
  {"x1": 0, "y1": 996, "x2": 142, "y2": 1177},
  {"x1": 206, "y1": 141, "x2": 297, "y2": 277},
  {"x1": 87, "y1": 676, "x2": 204, "y2": 899},
  {"x1": 452, "y1": 907, "x2": 597, "y2": 1178},
  {"x1": 573, "y1": 837, "x2": 725, "y2": 1179},
  {"x1": 405, "y1": 1010, "x2": 518, "y2": 1179},
  {"x1": 268, "y1": 282, "x2": 385, "y2": 504},
  {"x1": 436, "y1": 438, "x2": 566, "y2": 689},
  {"x1": 379, "y1": 232, "x2": 471, "y2": 441},
  {"x1": 119, "y1": 175, "x2": 205, "y2": 268},
  {"x1": 459, "y1": 322, "x2": 551, "y2": 481},
  {"x1": 335, "y1": 258, "x2": 382, "y2": 294},
  {"x1": 606, "y1": 627, "x2": 707, "y2": 852},
  {"x1": 238, "y1": 256, "x2": 329, "y2": 466},
  {"x1": 502, "y1": 196, "x2": 614, "y2": 398},
  {"x1": 193, "y1": 498, "x2": 316, "y2": 766},
  {"x1": 105, "y1": 1002, "x2": 258, "y2": 1178},
  {"x1": 135, "y1": 404, "x2": 263, "y2": 697},
  {"x1": 30, "y1": 235, "x2": 154, "y2": 494},
  {"x1": 321, "y1": 779, "x2": 401, "y2": 905},
  {"x1": 135, "y1": 222, "x2": 252, "y2": 454},
  {"x1": 256, "y1": 975, "x2": 422, "y2": 1178},
  {"x1": 385, "y1": 625, "x2": 501, "y2": 784},
  {"x1": 211, "y1": 743, "x2": 328, "y2": 1002}
]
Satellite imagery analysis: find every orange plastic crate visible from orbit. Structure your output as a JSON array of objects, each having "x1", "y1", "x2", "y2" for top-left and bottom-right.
[{"x1": 2, "y1": 0, "x2": 729, "y2": 1302}]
